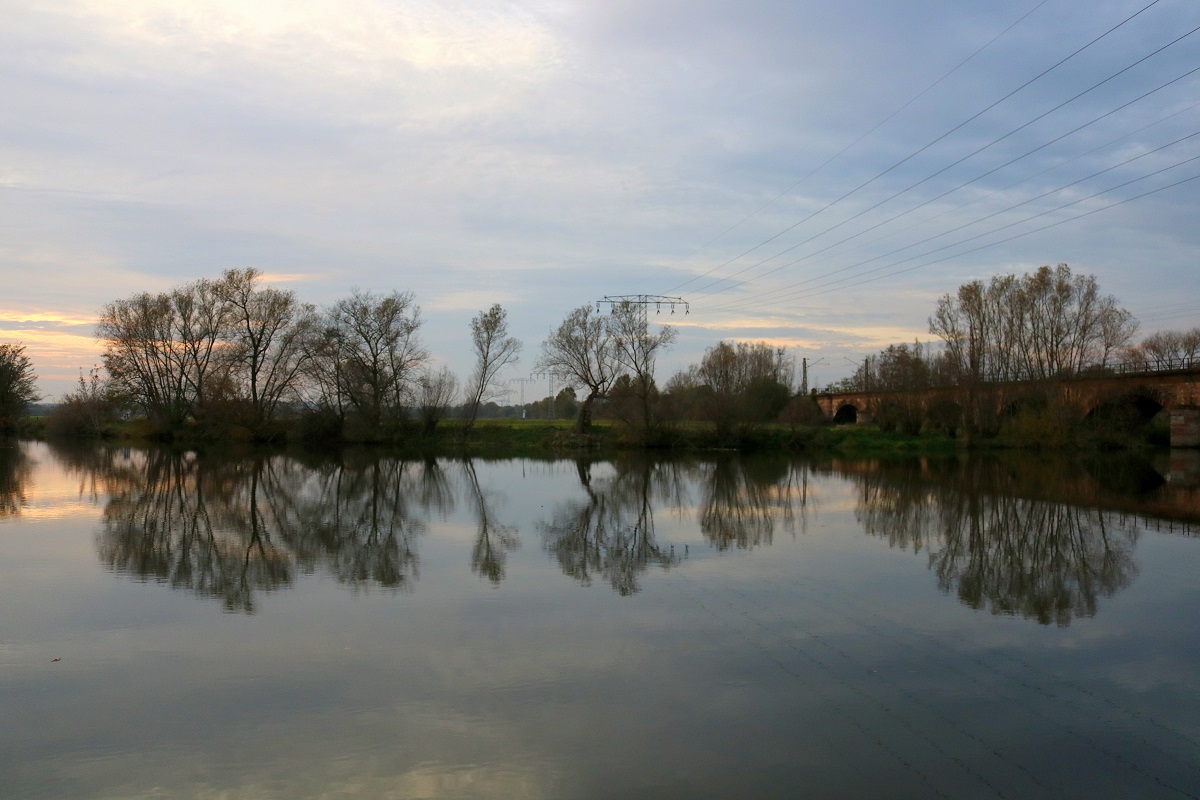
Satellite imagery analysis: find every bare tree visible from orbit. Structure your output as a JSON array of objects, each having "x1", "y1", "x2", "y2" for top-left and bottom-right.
[
  {"x1": 608, "y1": 300, "x2": 676, "y2": 434},
  {"x1": 323, "y1": 290, "x2": 427, "y2": 430},
  {"x1": 930, "y1": 265, "x2": 1136, "y2": 381},
  {"x1": 173, "y1": 278, "x2": 234, "y2": 416},
  {"x1": 1124, "y1": 326, "x2": 1200, "y2": 370},
  {"x1": 1097, "y1": 301, "x2": 1138, "y2": 367},
  {"x1": 535, "y1": 305, "x2": 617, "y2": 433},
  {"x1": 216, "y1": 268, "x2": 317, "y2": 425},
  {"x1": 98, "y1": 292, "x2": 195, "y2": 427},
  {"x1": 463, "y1": 304, "x2": 521, "y2": 432},
  {"x1": 415, "y1": 366, "x2": 459, "y2": 434}
]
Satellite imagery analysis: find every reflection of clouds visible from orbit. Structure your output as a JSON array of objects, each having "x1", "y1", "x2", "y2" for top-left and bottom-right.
[
  {"x1": 384, "y1": 764, "x2": 548, "y2": 799},
  {"x1": 42, "y1": 695, "x2": 556, "y2": 800}
]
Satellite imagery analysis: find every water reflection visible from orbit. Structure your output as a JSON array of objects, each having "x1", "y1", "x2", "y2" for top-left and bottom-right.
[
  {"x1": 0, "y1": 440, "x2": 31, "y2": 519},
  {"x1": 65, "y1": 447, "x2": 445, "y2": 611},
  {"x1": 461, "y1": 459, "x2": 519, "y2": 584},
  {"x1": 698, "y1": 457, "x2": 811, "y2": 550},
  {"x1": 274, "y1": 452, "x2": 433, "y2": 591},
  {"x1": 94, "y1": 449, "x2": 294, "y2": 612},
  {"x1": 39, "y1": 439, "x2": 1200, "y2": 620},
  {"x1": 851, "y1": 459, "x2": 1140, "y2": 626},
  {"x1": 539, "y1": 457, "x2": 682, "y2": 595}
]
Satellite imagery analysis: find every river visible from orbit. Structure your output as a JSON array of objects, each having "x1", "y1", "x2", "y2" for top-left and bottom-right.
[{"x1": 2, "y1": 440, "x2": 1199, "y2": 799}]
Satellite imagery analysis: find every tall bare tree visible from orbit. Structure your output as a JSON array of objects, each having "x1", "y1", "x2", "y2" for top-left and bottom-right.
[
  {"x1": 535, "y1": 305, "x2": 617, "y2": 433},
  {"x1": 216, "y1": 268, "x2": 317, "y2": 425},
  {"x1": 173, "y1": 278, "x2": 234, "y2": 416},
  {"x1": 463, "y1": 304, "x2": 521, "y2": 432},
  {"x1": 98, "y1": 291, "x2": 195, "y2": 427},
  {"x1": 608, "y1": 300, "x2": 676, "y2": 434},
  {"x1": 323, "y1": 289, "x2": 427, "y2": 430},
  {"x1": 930, "y1": 264, "x2": 1136, "y2": 382}
]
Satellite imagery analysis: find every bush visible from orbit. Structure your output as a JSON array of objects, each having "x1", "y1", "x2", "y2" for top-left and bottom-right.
[
  {"x1": 875, "y1": 401, "x2": 923, "y2": 436},
  {"x1": 926, "y1": 399, "x2": 963, "y2": 438},
  {"x1": 46, "y1": 369, "x2": 120, "y2": 438}
]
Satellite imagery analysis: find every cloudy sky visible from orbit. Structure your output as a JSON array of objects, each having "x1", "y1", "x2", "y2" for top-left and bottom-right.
[{"x1": 4, "y1": 0, "x2": 1200, "y2": 399}]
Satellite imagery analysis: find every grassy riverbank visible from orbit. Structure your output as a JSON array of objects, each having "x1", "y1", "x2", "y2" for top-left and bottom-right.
[
  {"x1": 19, "y1": 406, "x2": 1169, "y2": 456},
  {"x1": 18, "y1": 414, "x2": 964, "y2": 456}
]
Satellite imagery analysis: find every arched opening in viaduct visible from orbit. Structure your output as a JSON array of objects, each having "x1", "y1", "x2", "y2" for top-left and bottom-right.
[
  {"x1": 1085, "y1": 392, "x2": 1166, "y2": 427},
  {"x1": 833, "y1": 403, "x2": 858, "y2": 424}
]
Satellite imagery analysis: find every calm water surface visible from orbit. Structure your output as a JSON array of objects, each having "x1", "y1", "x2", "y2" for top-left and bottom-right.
[{"x1": 2, "y1": 440, "x2": 1199, "y2": 799}]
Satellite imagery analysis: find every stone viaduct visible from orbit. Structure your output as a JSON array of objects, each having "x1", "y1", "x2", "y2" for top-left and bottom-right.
[{"x1": 814, "y1": 367, "x2": 1200, "y2": 447}]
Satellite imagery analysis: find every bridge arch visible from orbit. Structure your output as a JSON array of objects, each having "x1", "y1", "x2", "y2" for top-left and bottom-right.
[
  {"x1": 833, "y1": 403, "x2": 859, "y2": 424},
  {"x1": 1084, "y1": 390, "x2": 1165, "y2": 424}
]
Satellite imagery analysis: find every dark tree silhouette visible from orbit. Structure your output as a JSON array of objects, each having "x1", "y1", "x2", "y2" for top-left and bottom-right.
[{"x1": 0, "y1": 343, "x2": 39, "y2": 432}]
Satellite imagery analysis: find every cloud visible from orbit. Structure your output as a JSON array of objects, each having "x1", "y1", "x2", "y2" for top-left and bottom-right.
[{"x1": 4, "y1": 0, "x2": 1200, "y2": 399}]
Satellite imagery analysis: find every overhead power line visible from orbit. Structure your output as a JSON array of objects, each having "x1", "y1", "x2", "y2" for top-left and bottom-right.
[
  {"x1": 656, "y1": 0, "x2": 1055, "y2": 294},
  {"x1": 661, "y1": 0, "x2": 1167, "y2": 298},
  {"x1": 707, "y1": 163, "x2": 1200, "y2": 312},
  {"x1": 686, "y1": 23, "x2": 1200, "y2": 302},
  {"x1": 704, "y1": 121, "x2": 1200, "y2": 310}
]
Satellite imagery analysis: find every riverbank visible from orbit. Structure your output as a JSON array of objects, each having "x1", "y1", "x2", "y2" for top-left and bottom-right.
[
  {"x1": 17, "y1": 408, "x2": 1169, "y2": 456},
  {"x1": 6, "y1": 416, "x2": 1002, "y2": 457}
]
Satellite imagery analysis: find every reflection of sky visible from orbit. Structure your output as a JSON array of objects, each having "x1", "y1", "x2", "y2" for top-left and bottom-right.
[{"x1": 2, "y1": 443, "x2": 1200, "y2": 797}]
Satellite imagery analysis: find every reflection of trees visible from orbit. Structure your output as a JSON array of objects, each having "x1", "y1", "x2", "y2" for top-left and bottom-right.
[
  {"x1": 0, "y1": 441, "x2": 32, "y2": 519},
  {"x1": 461, "y1": 459, "x2": 519, "y2": 584},
  {"x1": 540, "y1": 458, "x2": 682, "y2": 595},
  {"x1": 698, "y1": 457, "x2": 811, "y2": 550},
  {"x1": 68, "y1": 445, "x2": 445, "y2": 611},
  {"x1": 95, "y1": 450, "x2": 293, "y2": 613},
  {"x1": 271, "y1": 453, "x2": 435, "y2": 591},
  {"x1": 853, "y1": 460, "x2": 1139, "y2": 626}
]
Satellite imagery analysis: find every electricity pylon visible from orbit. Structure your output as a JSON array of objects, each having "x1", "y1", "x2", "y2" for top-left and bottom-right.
[
  {"x1": 596, "y1": 295, "x2": 689, "y2": 325},
  {"x1": 510, "y1": 376, "x2": 536, "y2": 406}
]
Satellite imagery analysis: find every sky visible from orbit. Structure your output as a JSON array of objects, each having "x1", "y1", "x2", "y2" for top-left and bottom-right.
[{"x1": 4, "y1": 0, "x2": 1200, "y2": 400}]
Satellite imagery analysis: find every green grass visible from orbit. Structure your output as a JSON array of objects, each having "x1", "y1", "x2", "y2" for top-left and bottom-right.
[
  {"x1": 29, "y1": 411, "x2": 1158, "y2": 457},
  {"x1": 433, "y1": 419, "x2": 620, "y2": 453}
]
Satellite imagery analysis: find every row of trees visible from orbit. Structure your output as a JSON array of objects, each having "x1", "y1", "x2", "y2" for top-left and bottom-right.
[
  {"x1": 4, "y1": 262, "x2": 1194, "y2": 441},
  {"x1": 89, "y1": 270, "x2": 537, "y2": 438},
  {"x1": 1124, "y1": 326, "x2": 1200, "y2": 370},
  {"x1": 85, "y1": 271, "x2": 683, "y2": 439},
  {"x1": 831, "y1": 264, "x2": 1197, "y2": 397},
  {"x1": 930, "y1": 264, "x2": 1138, "y2": 383}
]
